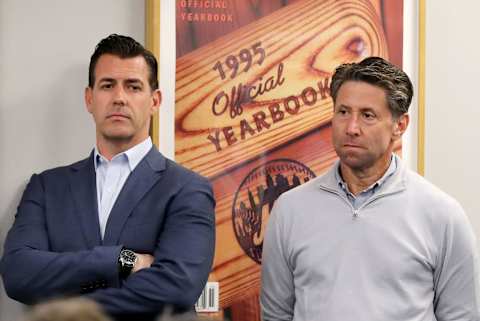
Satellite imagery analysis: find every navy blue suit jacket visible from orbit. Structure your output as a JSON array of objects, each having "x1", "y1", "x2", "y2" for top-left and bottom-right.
[{"x1": 0, "y1": 147, "x2": 215, "y2": 320}]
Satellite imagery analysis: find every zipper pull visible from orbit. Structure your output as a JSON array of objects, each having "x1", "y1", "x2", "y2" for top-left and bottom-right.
[{"x1": 353, "y1": 209, "x2": 359, "y2": 218}]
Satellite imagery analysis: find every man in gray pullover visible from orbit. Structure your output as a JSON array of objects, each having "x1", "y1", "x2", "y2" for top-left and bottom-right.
[{"x1": 261, "y1": 57, "x2": 480, "y2": 321}]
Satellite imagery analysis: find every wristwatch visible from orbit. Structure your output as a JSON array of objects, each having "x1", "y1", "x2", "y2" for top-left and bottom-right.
[{"x1": 118, "y1": 248, "x2": 137, "y2": 279}]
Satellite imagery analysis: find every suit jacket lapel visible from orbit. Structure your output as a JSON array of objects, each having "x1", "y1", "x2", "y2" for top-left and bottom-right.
[
  {"x1": 103, "y1": 147, "x2": 166, "y2": 246},
  {"x1": 68, "y1": 152, "x2": 102, "y2": 248}
]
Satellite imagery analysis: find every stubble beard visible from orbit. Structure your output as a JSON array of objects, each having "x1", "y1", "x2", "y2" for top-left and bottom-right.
[
  {"x1": 101, "y1": 125, "x2": 136, "y2": 144},
  {"x1": 335, "y1": 146, "x2": 378, "y2": 173}
]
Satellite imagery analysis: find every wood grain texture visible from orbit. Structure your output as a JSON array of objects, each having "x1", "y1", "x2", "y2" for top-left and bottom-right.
[
  {"x1": 174, "y1": 0, "x2": 397, "y2": 317},
  {"x1": 230, "y1": 294, "x2": 261, "y2": 321},
  {"x1": 176, "y1": 0, "x2": 382, "y2": 57},
  {"x1": 177, "y1": 0, "x2": 288, "y2": 56},
  {"x1": 175, "y1": 0, "x2": 389, "y2": 178},
  {"x1": 380, "y1": 0, "x2": 404, "y2": 67}
]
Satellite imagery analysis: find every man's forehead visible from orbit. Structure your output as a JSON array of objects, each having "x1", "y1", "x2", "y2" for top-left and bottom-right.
[
  {"x1": 336, "y1": 81, "x2": 387, "y2": 101},
  {"x1": 94, "y1": 54, "x2": 149, "y2": 78},
  {"x1": 334, "y1": 81, "x2": 391, "y2": 113},
  {"x1": 337, "y1": 80, "x2": 386, "y2": 93}
]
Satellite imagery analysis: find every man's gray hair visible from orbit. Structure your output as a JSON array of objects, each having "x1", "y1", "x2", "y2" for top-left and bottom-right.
[{"x1": 330, "y1": 57, "x2": 413, "y2": 118}]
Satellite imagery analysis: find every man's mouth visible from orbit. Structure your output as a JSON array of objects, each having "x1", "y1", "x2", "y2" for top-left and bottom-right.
[
  {"x1": 107, "y1": 113, "x2": 130, "y2": 119},
  {"x1": 344, "y1": 143, "x2": 362, "y2": 148}
]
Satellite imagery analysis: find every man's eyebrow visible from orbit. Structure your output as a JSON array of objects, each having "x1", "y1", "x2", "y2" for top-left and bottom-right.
[
  {"x1": 359, "y1": 107, "x2": 376, "y2": 112},
  {"x1": 98, "y1": 77, "x2": 115, "y2": 83},
  {"x1": 335, "y1": 104, "x2": 377, "y2": 111},
  {"x1": 125, "y1": 78, "x2": 144, "y2": 84},
  {"x1": 98, "y1": 78, "x2": 144, "y2": 83}
]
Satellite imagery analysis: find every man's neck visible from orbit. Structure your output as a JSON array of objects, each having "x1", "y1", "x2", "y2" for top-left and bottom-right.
[
  {"x1": 96, "y1": 136, "x2": 147, "y2": 161},
  {"x1": 340, "y1": 156, "x2": 391, "y2": 196}
]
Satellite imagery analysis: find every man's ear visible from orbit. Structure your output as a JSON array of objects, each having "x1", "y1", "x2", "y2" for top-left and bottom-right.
[
  {"x1": 85, "y1": 87, "x2": 93, "y2": 114},
  {"x1": 392, "y1": 113, "x2": 409, "y2": 139},
  {"x1": 151, "y1": 89, "x2": 162, "y2": 115}
]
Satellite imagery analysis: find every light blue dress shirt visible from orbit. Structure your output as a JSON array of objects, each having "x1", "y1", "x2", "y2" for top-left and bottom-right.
[
  {"x1": 94, "y1": 137, "x2": 153, "y2": 238},
  {"x1": 335, "y1": 155, "x2": 397, "y2": 209}
]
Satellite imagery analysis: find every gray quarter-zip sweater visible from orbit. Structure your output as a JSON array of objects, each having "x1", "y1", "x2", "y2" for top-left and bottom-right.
[{"x1": 261, "y1": 155, "x2": 480, "y2": 321}]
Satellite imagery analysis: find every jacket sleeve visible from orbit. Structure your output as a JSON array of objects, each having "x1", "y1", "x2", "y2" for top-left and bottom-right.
[
  {"x1": 0, "y1": 174, "x2": 122, "y2": 304},
  {"x1": 261, "y1": 196, "x2": 295, "y2": 321},
  {"x1": 86, "y1": 174, "x2": 216, "y2": 317},
  {"x1": 433, "y1": 200, "x2": 480, "y2": 320}
]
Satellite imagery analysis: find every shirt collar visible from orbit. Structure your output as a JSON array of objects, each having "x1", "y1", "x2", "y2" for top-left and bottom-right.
[
  {"x1": 335, "y1": 154, "x2": 397, "y2": 195},
  {"x1": 94, "y1": 137, "x2": 153, "y2": 171}
]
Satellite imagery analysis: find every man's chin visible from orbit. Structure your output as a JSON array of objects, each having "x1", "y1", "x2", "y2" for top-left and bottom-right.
[
  {"x1": 339, "y1": 155, "x2": 372, "y2": 171},
  {"x1": 102, "y1": 131, "x2": 134, "y2": 142}
]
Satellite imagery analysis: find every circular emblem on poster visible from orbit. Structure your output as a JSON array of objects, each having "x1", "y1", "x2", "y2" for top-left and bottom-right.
[{"x1": 232, "y1": 159, "x2": 316, "y2": 264}]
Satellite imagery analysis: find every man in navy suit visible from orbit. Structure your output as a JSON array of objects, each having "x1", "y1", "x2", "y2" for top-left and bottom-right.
[{"x1": 0, "y1": 34, "x2": 215, "y2": 321}]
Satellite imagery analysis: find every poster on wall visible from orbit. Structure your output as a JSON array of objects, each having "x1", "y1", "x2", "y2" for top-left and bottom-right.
[{"x1": 174, "y1": 0, "x2": 404, "y2": 319}]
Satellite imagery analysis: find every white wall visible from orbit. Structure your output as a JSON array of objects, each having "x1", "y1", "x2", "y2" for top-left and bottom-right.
[
  {"x1": 0, "y1": 1, "x2": 144, "y2": 320},
  {"x1": 424, "y1": 1, "x2": 480, "y2": 242}
]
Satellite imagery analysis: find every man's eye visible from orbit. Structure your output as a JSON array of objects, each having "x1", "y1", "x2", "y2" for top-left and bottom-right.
[
  {"x1": 129, "y1": 85, "x2": 142, "y2": 91},
  {"x1": 363, "y1": 112, "x2": 375, "y2": 119},
  {"x1": 100, "y1": 84, "x2": 113, "y2": 89}
]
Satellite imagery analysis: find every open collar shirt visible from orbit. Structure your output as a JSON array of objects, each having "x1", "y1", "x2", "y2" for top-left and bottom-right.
[
  {"x1": 94, "y1": 137, "x2": 152, "y2": 238},
  {"x1": 334, "y1": 155, "x2": 397, "y2": 209}
]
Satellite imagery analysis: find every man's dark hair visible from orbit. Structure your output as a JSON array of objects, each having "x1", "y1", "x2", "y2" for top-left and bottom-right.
[
  {"x1": 330, "y1": 57, "x2": 413, "y2": 118},
  {"x1": 88, "y1": 34, "x2": 158, "y2": 90}
]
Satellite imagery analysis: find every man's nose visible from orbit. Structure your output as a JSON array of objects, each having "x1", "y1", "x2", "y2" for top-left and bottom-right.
[
  {"x1": 113, "y1": 86, "x2": 126, "y2": 105},
  {"x1": 346, "y1": 114, "x2": 361, "y2": 136}
]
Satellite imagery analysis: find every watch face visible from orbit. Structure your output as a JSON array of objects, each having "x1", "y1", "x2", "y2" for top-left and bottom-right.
[{"x1": 121, "y1": 249, "x2": 137, "y2": 266}]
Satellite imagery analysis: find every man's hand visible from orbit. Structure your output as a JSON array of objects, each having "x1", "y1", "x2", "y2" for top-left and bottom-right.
[{"x1": 132, "y1": 253, "x2": 154, "y2": 274}]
